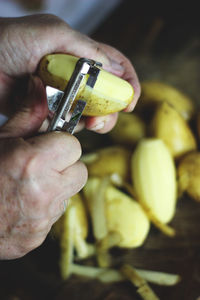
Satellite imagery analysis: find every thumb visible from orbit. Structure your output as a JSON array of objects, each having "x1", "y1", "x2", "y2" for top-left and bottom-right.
[{"x1": 0, "y1": 76, "x2": 49, "y2": 138}]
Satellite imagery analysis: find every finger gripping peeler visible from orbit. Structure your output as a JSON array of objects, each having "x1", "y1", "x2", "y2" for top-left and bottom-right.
[{"x1": 46, "y1": 58, "x2": 102, "y2": 134}]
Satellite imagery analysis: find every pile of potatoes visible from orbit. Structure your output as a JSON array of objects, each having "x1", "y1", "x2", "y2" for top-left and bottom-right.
[
  {"x1": 50, "y1": 79, "x2": 200, "y2": 299},
  {"x1": 39, "y1": 54, "x2": 200, "y2": 298}
]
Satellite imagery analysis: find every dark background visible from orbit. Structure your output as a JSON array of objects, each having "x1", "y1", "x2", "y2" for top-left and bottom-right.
[
  {"x1": 1, "y1": 1, "x2": 200, "y2": 299},
  {"x1": 92, "y1": 0, "x2": 200, "y2": 104}
]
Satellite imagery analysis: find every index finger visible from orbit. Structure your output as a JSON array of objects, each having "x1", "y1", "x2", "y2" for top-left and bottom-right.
[
  {"x1": 98, "y1": 43, "x2": 141, "y2": 112},
  {"x1": 27, "y1": 131, "x2": 82, "y2": 172}
]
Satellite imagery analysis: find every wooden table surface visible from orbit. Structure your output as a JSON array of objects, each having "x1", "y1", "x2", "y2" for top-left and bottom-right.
[{"x1": 1, "y1": 1, "x2": 200, "y2": 299}]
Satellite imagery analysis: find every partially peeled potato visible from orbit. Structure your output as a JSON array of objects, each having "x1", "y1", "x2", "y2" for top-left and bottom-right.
[
  {"x1": 38, "y1": 54, "x2": 134, "y2": 116},
  {"x1": 150, "y1": 102, "x2": 197, "y2": 159}
]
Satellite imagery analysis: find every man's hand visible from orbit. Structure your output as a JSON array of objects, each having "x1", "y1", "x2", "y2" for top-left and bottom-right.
[
  {"x1": 0, "y1": 14, "x2": 140, "y2": 259},
  {"x1": 0, "y1": 132, "x2": 87, "y2": 260},
  {"x1": 0, "y1": 76, "x2": 87, "y2": 259},
  {"x1": 0, "y1": 14, "x2": 141, "y2": 133}
]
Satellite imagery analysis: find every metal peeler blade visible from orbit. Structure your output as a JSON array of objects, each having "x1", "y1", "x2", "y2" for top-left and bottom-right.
[
  {"x1": 46, "y1": 86, "x2": 64, "y2": 113},
  {"x1": 46, "y1": 57, "x2": 102, "y2": 134}
]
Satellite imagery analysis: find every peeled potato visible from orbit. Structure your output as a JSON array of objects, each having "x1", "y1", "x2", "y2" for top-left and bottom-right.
[
  {"x1": 105, "y1": 185, "x2": 150, "y2": 248},
  {"x1": 150, "y1": 102, "x2": 197, "y2": 159},
  {"x1": 83, "y1": 177, "x2": 150, "y2": 248},
  {"x1": 38, "y1": 54, "x2": 134, "y2": 116},
  {"x1": 137, "y1": 81, "x2": 195, "y2": 121},
  {"x1": 178, "y1": 151, "x2": 200, "y2": 202},
  {"x1": 53, "y1": 193, "x2": 88, "y2": 240},
  {"x1": 52, "y1": 193, "x2": 95, "y2": 269},
  {"x1": 131, "y1": 138, "x2": 177, "y2": 224}
]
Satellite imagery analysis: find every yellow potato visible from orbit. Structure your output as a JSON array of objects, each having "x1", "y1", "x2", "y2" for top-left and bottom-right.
[
  {"x1": 109, "y1": 112, "x2": 146, "y2": 146},
  {"x1": 53, "y1": 193, "x2": 88, "y2": 240},
  {"x1": 81, "y1": 146, "x2": 131, "y2": 181},
  {"x1": 105, "y1": 186, "x2": 150, "y2": 248},
  {"x1": 137, "y1": 81, "x2": 195, "y2": 121},
  {"x1": 178, "y1": 151, "x2": 200, "y2": 202},
  {"x1": 38, "y1": 54, "x2": 134, "y2": 116},
  {"x1": 150, "y1": 102, "x2": 197, "y2": 159},
  {"x1": 131, "y1": 138, "x2": 177, "y2": 224},
  {"x1": 53, "y1": 193, "x2": 95, "y2": 274},
  {"x1": 83, "y1": 177, "x2": 150, "y2": 248}
]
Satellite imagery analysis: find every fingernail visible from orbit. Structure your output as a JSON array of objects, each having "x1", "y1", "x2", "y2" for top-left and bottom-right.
[
  {"x1": 110, "y1": 59, "x2": 124, "y2": 72},
  {"x1": 90, "y1": 121, "x2": 105, "y2": 131}
]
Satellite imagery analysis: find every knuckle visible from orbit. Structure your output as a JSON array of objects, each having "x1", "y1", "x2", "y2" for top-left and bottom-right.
[
  {"x1": 18, "y1": 182, "x2": 52, "y2": 217},
  {"x1": 94, "y1": 42, "x2": 102, "y2": 55},
  {"x1": 22, "y1": 235, "x2": 46, "y2": 253},
  {"x1": 22, "y1": 195, "x2": 50, "y2": 218},
  {"x1": 63, "y1": 161, "x2": 88, "y2": 195},
  {"x1": 21, "y1": 151, "x2": 41, "y2": 179},
  {"x1": 28, "y1": 219, "x2": 49, "y2": 234},
  {"x1": 13, "y1": 218, "x2": 50, "y2": 236},
  {"x1": 57, "y1": 132, "x2": 82, "y2": 160},
  {"x1": 92, "y1": 42, "x2": 110, "y2": 65}
]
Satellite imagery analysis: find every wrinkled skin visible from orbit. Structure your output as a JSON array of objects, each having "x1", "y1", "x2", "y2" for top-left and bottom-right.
[
  {"x1": 0, "y1": 14, "x2": 140, "y2": 259},
  {"x1": 0, "y1": 132, "x2": 87, "y2": 259}
]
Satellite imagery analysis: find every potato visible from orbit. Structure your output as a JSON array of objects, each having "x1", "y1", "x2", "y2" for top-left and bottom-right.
[
  {"x1": 53, "y1": 193, "x2": 88, "y2": 240},
  {"x1": 109, "y1": 112, "x2": 146, "y2": 146},
  {"x1": 38, "y1": 54, "x2": 134, "y2": 116},
  {"x1": 131, "y1": 138, "x2": 177, "y2": 224},
  {"x1": 81, "y1": 146, "x2": 131, "y2": 181},
  {"x1": 53, "y1": 193, "x2": 95, "y2": 277},
  {"x1": 137, "y1": 81, "x2": 195, "y2": 121},
  {"x1": 83, "y1": 177, "x2": 109, "y2": 241},
  {"x1": 177, "y1": 151, "x2": 200, "y2": 202},
  {"x1": 150, "y1": 101, "x2": 197, "y2": 159},
  {"x1": 105, "y1": 186, "x2": 150, "y2": 248},
  {"x1": 83, "y1": 178, "x2": 150, "y2": 248},
  {"x1": 120, "y1": 264, "x2": 159, "y2": 300}
]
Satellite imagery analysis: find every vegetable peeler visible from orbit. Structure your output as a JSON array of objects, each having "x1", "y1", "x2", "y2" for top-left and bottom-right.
[{"x1": 46, "y1": 57, "x2": 102, "y2": 134}]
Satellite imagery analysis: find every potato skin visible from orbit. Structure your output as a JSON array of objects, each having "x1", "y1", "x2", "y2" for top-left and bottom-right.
[
  {"x1": 150, "y1": 102, "x2": 197, "y2": 159},
  {"x1": 137, "y1": 81, "x2": 195, "y2": 121},
  {"x1": 178, "y1": 151, "x2": 200, "y2": 202},
  {"x1": 82, "y1": 146, "x2": 131, "y2": 181},
  {"x1": 38, "y1": 54, "x2": 134, "y2": 116},
  {"x1": 109, "y1": 112, "x2": 146, "y2": 146}
]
